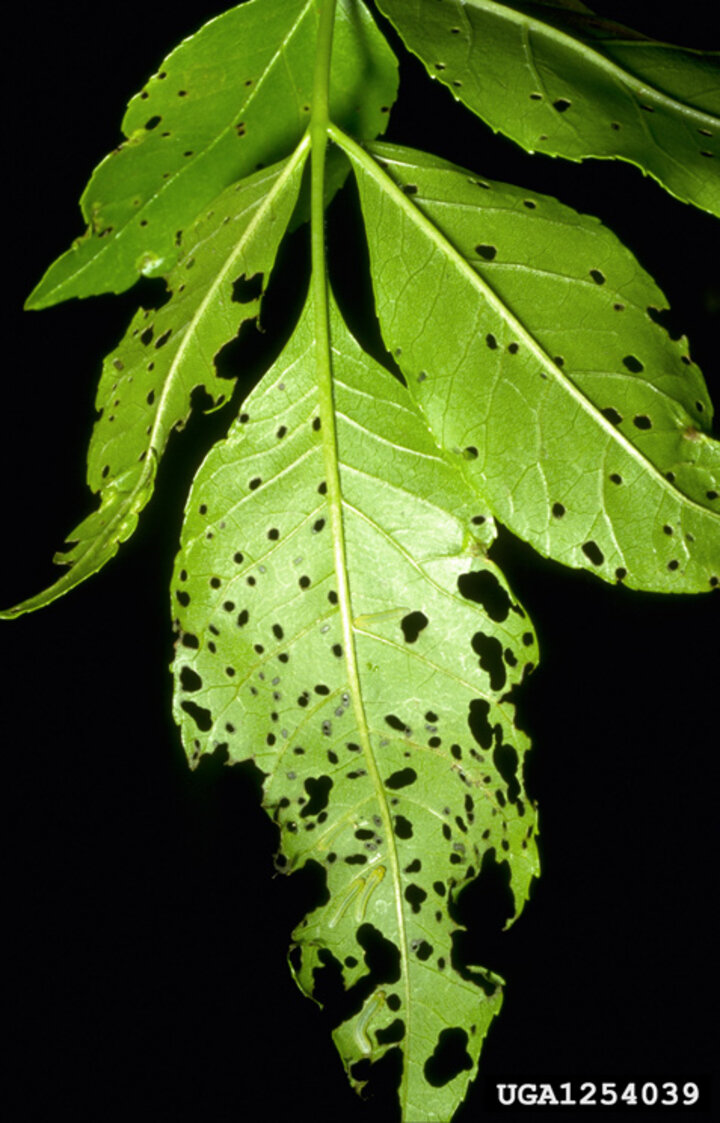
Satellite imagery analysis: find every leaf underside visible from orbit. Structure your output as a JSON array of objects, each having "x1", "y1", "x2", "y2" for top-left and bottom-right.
[
  {"x1": 172, "y1": 294, "x2": 539, "y2": 1121},
  {"x1": 4, "y1": 0, "x2": 720, "y2": 1119},
  {"x1": 0, "y1": 151, "x2": 309, "y2": 619},
  {"x1": 376, "y1": 0, "x2": 720, "y2": 217},
  {"x1": 27, "y1": 0, "x2": 398, "y2": 309},
  {"x1": 342, "y1": 138, "x2": 720, "y2": 593}
]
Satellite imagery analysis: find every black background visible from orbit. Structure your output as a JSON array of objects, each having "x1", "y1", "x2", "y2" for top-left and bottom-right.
[{"x1": 3, "y1": 3, "x2": 718, "y2": 1120}]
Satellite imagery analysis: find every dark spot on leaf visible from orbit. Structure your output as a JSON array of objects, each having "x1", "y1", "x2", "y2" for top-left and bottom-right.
[
  {"x1": 180, "y1": 666, "x2": 202, "y2": 692},
  {"x1": 299, "y1": 776, "x2": 333, "y2": 818},
  {"x1": 472, "y1": 632, "x2": 506, "y2": 690},
  {"x1": 385, "y1": 768, "x2": 417, "y2": 790},
  {"x1": 475, "y1": 244, "x2": 496, "y2": 260},
  {"x1": 376, "y1": 1019, "x2": 405, "y2": 1045},
  {"x1": 552, "y1": 502, "x2": 565, "y2": 518},
  {"x1": 385, "y1": 714, "x2": 411, "y2": 735},
  {"x1": 394, "y1": 815, "x2": 413, "y2": 839},
  {"x1": 229, "y1": 271, "x2": 262, "y2": 303},
  {"x1": 424, "y1": 1028, "x2": 473, "y2": 1087},
  {"x1": 589, "y1": 269, "x2": 605, "y2": 284},
  {"x1": 404, "y1": 884, "x2": 427, "y2": 914},
  {"x1": 582, "y1": 540, "x2": 605, "y2": 566},
  {"x1": 400, "y1": 611, "x2": 428, "y2": 643},
  {"x1": 601, "y1": 407, "x2": 622, "y2": 425},
  {"x1": 457, "y1": 571, "x2": 511, "y2": 622},
  {"x1": 623, "y1": 354, "x2": 644, "y2": 373},
  {"x1": 357, "y1": 923, "x2": 401, "y2": 984},
  {"x1": 609, "y1": 473, "x2": 622, "y2": 485},
  {"x1": 180, "y1": 700, "x2": 212, "y2": 731},
  {"x1": 633, "y1": 415, "x2": 652, "y2": 430},
  {"x1": 493, "y1": 741, "x2": 520, "y2": 803},
  {"x1": 468, "y1": 699, "x2": 492, "y2": 749},
  {"x1": 485, "y1": 333, "x2": 498, "y2": 349}
]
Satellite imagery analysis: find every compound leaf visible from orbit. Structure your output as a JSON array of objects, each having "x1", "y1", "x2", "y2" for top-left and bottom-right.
[
  {"x1": 28, "y1": 0, "x2": 398, "y2": 309},
  {"x1": 376, "y1": 0, "x2": 720, "y2": 217},
  {"x1": 0, "y1": 149, "x2": 307, "y2": 619},
  {"x1": 338, "y1": 136, "x2": 720, "y2": 592},
  {"x1": 171, "y1": 292, "x2": 539, "y2": 1123}
]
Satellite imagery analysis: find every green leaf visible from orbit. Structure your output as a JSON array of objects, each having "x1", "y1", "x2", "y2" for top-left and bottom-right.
[
  {"x1": 27, "y1": 0, "x2": 398, "y2": 309},
  {"x1": 171, "y1": 292, "x2": 538, "y2": 1122},
  {"x1": 337, "y1": 136, "x2": 720, "y2": 592},
  {"x1": 375, "y1": 0, "x2": 720, "y2": 217},
  {"x1": 0, "y1": 149, "x2": 308, "y2": 619}
]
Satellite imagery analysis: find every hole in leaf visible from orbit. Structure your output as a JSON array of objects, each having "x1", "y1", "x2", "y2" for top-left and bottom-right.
[
  {"x1": 299, "y1": 776, "x2": 333, "y2": 818},
  {"x1": 385, "y1": 714, "x2": 410, "y2": 734},
  {"x1": 400, "y1": 611, "x2": 428, "y2": 643},
  {"x1": 589, "y1": 269, "x2": 605, "y2": 284},
  {"x1": 582, "y1": 540, "x2": 605, "y2": 566},
  {"x1": 180, "y1": 666, "x2": 202, "y2": 692},
  {"x1": 393, "y1": 815, "x2": 413, "y2": 839},
  {"x1": 376, "y1": 1019, "x2": 406, "y2": 1045},
  {"x1": 553, "y1": 98, "x2": 571, "y2": 112},
  {"x1": 385, "y1": 768, "x2": 417, "y2": 790},
  {"x1": 404, "y1": 884, "x2": 427, "y2": 914},
  {"x1": 180, "y1": 700, "x2": 212, "y2": 731},
  {"x1": 457, "y1": 571, "x2": 511, "y2": 622},
  {"x1": 475, "y1": 244, "x2": 497, "y2": 260},
  {"x1": 424, "y1": 1028, "x2": 473, "y2": 1087},
  {"x1": 471, "y1": 632, "x2": 506, "y2": 690},
  {"x1": 623, "y1": 354, "x2": 644, "y2": 373},
  {"x1": 468, "y1": 699, "x2": 492, "y2": 749},
  {"x1": 633, "y1": 415, "x2": 652, "y2": 430},
  {"x1": 231, "y1": 273, "x2": 263, "y2": 303}
]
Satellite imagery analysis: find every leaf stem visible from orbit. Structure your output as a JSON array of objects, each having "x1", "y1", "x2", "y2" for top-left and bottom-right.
[{"x1": 310, "y1": 8, "x2": 412, "y2": 1102}]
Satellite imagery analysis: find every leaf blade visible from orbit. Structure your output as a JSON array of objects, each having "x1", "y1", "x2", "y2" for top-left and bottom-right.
[
  {"x1": 171, "y1": 294, "x2": 538, "y2": 1121},
  {"x1": 27, "y1": 0, "x2": 398, "y2": 308},
  {"x1": 337, "y1": 135, "x2": 720, "y2": 592},
  {"x1": 376, "y1": 0, "x2": 720, "y2": 217},
  {"x1": 0, "y1": 149, "x2": 308, "y2": 619}
]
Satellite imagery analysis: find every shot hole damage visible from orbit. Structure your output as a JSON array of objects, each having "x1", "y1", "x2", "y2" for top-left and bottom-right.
[{"x1": 400, "y1": 611, "x2": 428, "y2": 643}]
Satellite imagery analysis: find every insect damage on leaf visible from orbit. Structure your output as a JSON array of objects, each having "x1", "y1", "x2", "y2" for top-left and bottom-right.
[
  {"x1": 2, "y1": 1, "x2": 719, "y2": 1121},
  {"x1": 171, "y1": 294, "x2": 539, "y2": 1119}
]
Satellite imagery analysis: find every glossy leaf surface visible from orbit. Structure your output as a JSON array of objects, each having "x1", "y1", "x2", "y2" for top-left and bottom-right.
[
  {"x1": 3, "y1": 2, "x2": 719, "y2": 1120},
  {"x1": 28, "y1": 0, "x2": 398, "y2": 309},
  {"x1": 172, "y1": 294, "x2": 538, "y2": 1122},
  {"x1": 342, "y1": 137, "x2": 720, "y2": 593},
  {"x1": 1, "y1": 152, "x2": 307, "y2": 618},
  {"x1": 376, "y1": 0, "x2": 720, "y2": 216}
]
